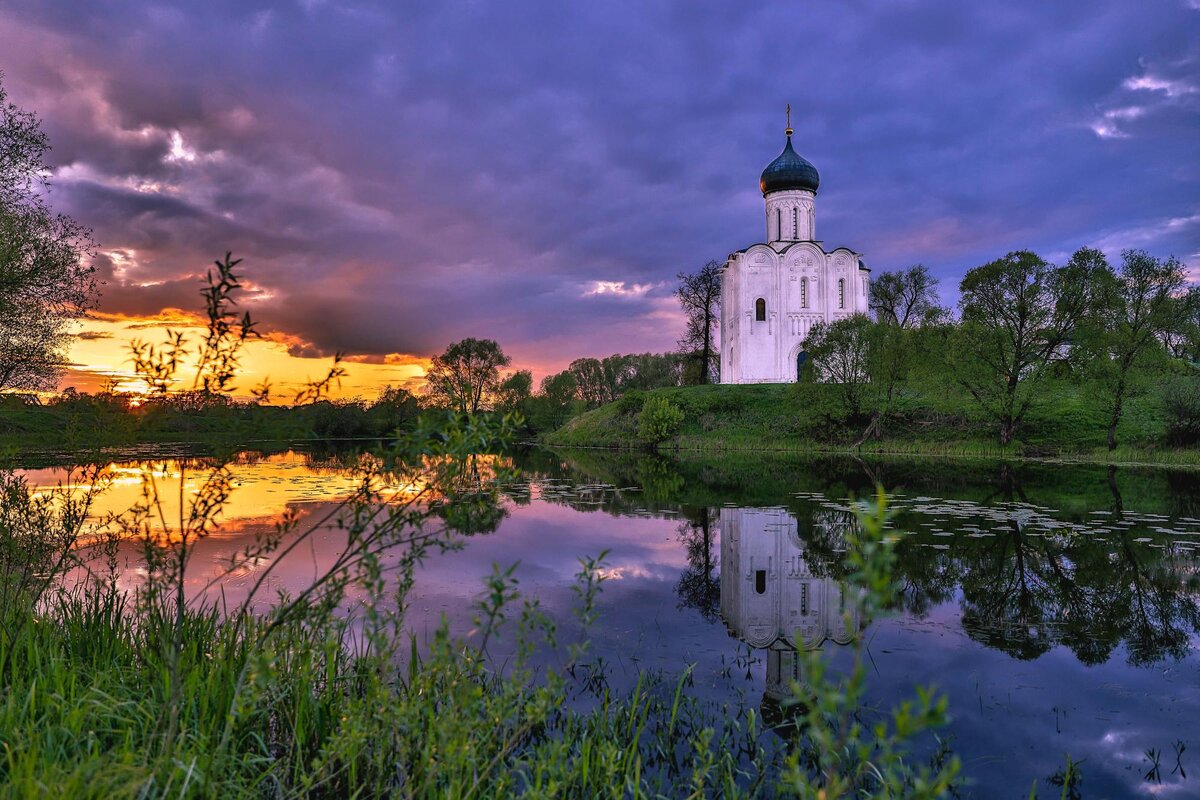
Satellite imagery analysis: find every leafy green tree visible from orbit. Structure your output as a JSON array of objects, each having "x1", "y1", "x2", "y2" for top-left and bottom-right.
[
  {"x1": 948, "y1": 249, "x2": 1100, "y2": 445},
  {"x1": 868, "y1": 264, "x2": 944, "y2": 328},
  {"x1": 557, "y1": 353, "x2": 683, "y2": 412},
  {"x1": 567, "y1": 357, "x2": 606, "y2": 407},
  {"x1": 800, "y1": 314, "x2": 874, "y2": 421},
  {"x1": 1161, "y1": 285, "x2": 1200, "y2": 365},
  {"x1": 424, "y1": 338, "x2": 511, "y2": 414},
  {"x1": 1082, "y1": 249, "x2": 1188, "y2": 449},
  {"x1": 0, "y1": 75, "x2": 97, "y2": 391},
  {"x1": 539, "y1": 370, "x2": 579, "y2": 406},
  {"x1": 1161, "y1": 374, "x2": 1200, "y2": 446},
  {"x1": 368, "y1": 385, "x2": 420, "y2": 434},
  {"x1": 493, "y1": 369, "x2": 533, "y2": 415},
  {"x1": 799, "y1": 314, "x2": 927, "y2": 443},
  {"x1": 620, "y1": 352, "x2": 684, "y2": 391},
  {"x1": 858, "y1": 322, "x2": 917, "y2": 443},
  {"x1": 568, "y1": 355, "x2": 628, "y2": 407},
  {"x1": 676, "y1": 260, "x2": 722, "y2": 384},
  {"x1": 522, "y1": 370, "x2": 584, "y2": 431}
]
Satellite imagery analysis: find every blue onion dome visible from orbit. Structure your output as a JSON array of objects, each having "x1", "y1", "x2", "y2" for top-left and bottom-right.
[{"x1": 759, "y1": 135, "x2": 820, "y2": 196}]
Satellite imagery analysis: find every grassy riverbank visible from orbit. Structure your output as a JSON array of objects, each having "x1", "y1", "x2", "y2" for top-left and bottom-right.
[{"x1": 544, "y1": 383, "x2": 1200, "y2": 467}]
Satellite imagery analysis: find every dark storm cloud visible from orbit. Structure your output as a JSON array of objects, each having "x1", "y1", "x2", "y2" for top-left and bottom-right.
[{"x1": 1, "y1": 0, "x2": 1197, "y2": 371}]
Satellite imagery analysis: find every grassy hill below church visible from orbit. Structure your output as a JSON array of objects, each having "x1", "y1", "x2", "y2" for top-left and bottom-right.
[{"x1": 542, "y1": 382, "x2": 1200, "y2": 466}]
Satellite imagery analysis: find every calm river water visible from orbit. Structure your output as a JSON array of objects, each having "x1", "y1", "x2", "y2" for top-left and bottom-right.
[{"x1": 22, "y1": 446, "x2": 1200, "y2": 797}]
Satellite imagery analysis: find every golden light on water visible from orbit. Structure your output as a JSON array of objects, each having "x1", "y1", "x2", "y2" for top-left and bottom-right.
[{"x1": 25, "y1": 452, "x2": 438, "y2": 543}]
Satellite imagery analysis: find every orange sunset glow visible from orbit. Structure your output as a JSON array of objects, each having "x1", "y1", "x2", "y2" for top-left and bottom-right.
[{"x1": 65, "y1": 310, "x2": 431, "y2": 402}]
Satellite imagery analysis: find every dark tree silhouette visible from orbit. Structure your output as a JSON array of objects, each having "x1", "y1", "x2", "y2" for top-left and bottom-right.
[
  {"x1": 424, "y1": 338, "x2": 511, "y2": 414},
  {"x1": 676, "y1": 260, "x2": 722, "y2": 384},
  {"x1": 868, "y1": 265, "x2": 943, "y2": 328}
]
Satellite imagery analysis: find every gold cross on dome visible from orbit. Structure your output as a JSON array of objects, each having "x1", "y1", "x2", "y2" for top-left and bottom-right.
[{"x1": 785, "y1": 103, "x2": 793, "y2": 136}]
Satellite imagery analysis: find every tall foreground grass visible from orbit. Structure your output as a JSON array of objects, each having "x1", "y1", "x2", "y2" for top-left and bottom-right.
[{"x1": 0, "y1": 555, "x2": 753, "y2": 797}]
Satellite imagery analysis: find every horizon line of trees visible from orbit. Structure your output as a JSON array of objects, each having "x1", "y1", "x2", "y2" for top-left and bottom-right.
[{"x1": 417, "y1": 241, "x2": 1200, "y2": 450}]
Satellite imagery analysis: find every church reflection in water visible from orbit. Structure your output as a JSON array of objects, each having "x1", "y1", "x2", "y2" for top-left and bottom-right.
[{"x1": 719, "y1": 507, "x2": 862, "y2": 710}]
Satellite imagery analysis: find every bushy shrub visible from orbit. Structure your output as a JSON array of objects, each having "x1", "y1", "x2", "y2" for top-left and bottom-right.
[
  {"x1": 616, "y1": 389, "x2": 646, "y2": 414},
  {"x1": 637, "y1": 395, "x2": 684, "y2": 445},
  {"x1": 1161, "y1": 375, "x2": 1200, "y2": 446}
]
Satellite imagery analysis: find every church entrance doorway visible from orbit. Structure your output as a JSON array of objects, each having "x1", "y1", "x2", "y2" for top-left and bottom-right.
[{"x1": 796, "y1": 350, "x2": 808, "y2": 380}]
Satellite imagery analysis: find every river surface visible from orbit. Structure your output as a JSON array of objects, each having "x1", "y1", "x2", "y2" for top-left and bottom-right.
[{"x1": 21, "y1": 445, "x2": 1200, "y2": 798}]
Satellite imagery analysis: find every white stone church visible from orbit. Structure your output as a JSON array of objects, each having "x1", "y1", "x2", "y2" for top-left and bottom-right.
[{"x1": 719, "y1": 123, "x2": 871, "y2": 384}]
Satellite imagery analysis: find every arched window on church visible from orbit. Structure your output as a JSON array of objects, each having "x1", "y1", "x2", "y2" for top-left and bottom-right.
[
  {"x1": 801, "y1": 277, "x2": 808, "y2": 308},
  {"x1": 775, "y1": 208, "x2": 782, "y2": 240},
  {"x1": 755, "y1": 297, "x2": 766, "y2": 321},
  {"x1": 838, "y1": 278, "x2": 845, "y2": 309},
  {"x1": 792, "y1": 207, "x2": 798, "y2": 239}
]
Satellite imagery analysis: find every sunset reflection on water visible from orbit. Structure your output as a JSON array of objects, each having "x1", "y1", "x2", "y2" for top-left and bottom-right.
[
  {"x1": 24, "y1": 450, "x2": 664, "y2": 615},
  {"x1": 27, "y1": 452, "x2": 401, "y2": 533},
  {"x1": 26, "y1": 451, "x2": 449, "y2": 608}
]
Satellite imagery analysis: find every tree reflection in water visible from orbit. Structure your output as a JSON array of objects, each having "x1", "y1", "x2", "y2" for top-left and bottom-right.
[
  {"x1": 525, "y1": 450, "x2": 1199, "y2": 670},
  {"x1": 674, "y1": 508, "x2": 721, "y2": 622},
  {"x1": 426, "y1": 453, "x2": 514, "y2": 536},
  {"x1": 888, "y1": 501, "x2": 1200, "y2": 666}
]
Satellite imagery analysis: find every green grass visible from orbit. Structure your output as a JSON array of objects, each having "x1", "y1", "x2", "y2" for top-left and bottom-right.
[
  {"x1": 543, "y1": 383, "x2": 1200, "y2": 467},
  {"x1": 0, "y1": 584, "x2": 781, "y2": 798}
]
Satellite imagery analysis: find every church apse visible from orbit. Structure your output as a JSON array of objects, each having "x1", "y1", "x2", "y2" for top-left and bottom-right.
[{"x1": 718, "y1": 506, "x2": 862, "y2": 709}]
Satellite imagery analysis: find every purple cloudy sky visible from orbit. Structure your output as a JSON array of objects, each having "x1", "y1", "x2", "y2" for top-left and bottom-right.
[{"x1": 2, "y1": 1, "x2": 1198, "y2": 377}]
